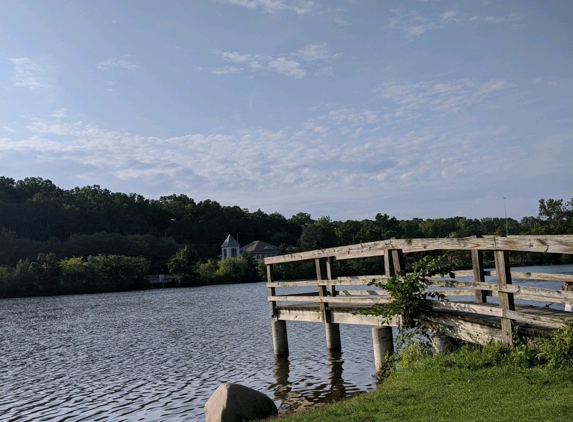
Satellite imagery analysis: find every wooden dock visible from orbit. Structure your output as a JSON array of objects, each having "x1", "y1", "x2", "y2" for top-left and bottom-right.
[{"x1": 264, "y1": 235, "x2": 573, "y2": 369}]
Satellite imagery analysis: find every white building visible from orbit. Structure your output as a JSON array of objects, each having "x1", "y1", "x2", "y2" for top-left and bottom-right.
[{"x1": 220, "y1": 234, "x2": 278, "y2": 263}]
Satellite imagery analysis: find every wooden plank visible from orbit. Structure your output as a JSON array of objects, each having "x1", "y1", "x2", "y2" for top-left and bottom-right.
[
  {"x1": 267, "y1": 264, "x2": 277, "y2": 317},
  {"x1": 504, "y1": 309, "x2": 573, "y2": 329},
  {"x1": 425, "y1": 314, "x2": 503, "y2": 345},
  {"x1": 268, "y1": 295, "x2": 391, "y2": 305},
  {"x1": 510, "y1": 272, "x2": 573, "y2": 282},
  {"x1": 431, "y1": 301, "x2": 503, "y2": 317},
  {"x1": 472, "y1": 248, "x2": 488, "y2": 303},
  {"x1": 428, "y1": 279, "x2": 497, "y2": 290},
  {"x1": 337, "y1": 290, "x2": 389, "y2": 296},
  {"x1": 266, "y1": 278, "x2": 380, "y2": 288},
  {"x1": 495, "y1": 250, "x2": 515, "y2": 345},
  {"x1": 264, "y1": 235, "x2": 573, "y2": 265},
  {"x1": 499, "y1": 285, "x2": 573, "y2": 304}
]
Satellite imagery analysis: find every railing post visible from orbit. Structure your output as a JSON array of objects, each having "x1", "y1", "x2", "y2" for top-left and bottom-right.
[
  {"x1": 267, "y1": 264, "x2": 277, "y2": 317},
  {"x1": 472, "y1": 249, "x2": 488, "y2": 303},
  {"x1": 495, "y1": 250, "x2": 515, "y2": 346},
  {"x1": 563, "y1": 282, "x2": 573, "y2": 312},
  {"x1": 268, "y1": 263, "x2": 289, "y2": 357},
  {"x1": 316, "y1": 257, "x2": 341, "y2": 352},
  {"x1": 384, "y1": 249, "x2": 404, "y2": 276}
]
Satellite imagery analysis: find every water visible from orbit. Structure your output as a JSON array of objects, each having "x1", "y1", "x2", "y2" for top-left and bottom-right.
[{"x1": 0, "y1": 283, "x2": 376, "y2": 421}]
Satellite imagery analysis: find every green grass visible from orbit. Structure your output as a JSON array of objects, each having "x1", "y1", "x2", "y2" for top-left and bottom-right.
[{"x1": 273, "y1": 343, "x2": 573, "y2": 422}]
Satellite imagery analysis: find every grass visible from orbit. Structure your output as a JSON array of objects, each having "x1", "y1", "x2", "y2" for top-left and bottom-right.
[{"x1": 272, "y1": 332, "x2": 573, "y2": 422}]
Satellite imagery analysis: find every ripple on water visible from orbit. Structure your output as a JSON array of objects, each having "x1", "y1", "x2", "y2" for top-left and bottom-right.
[{"x1": 1, "y1": 284, "x2": 378, "y2": 421}]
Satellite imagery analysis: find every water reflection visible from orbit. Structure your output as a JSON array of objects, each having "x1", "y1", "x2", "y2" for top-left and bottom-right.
[{"x1": 271, "y1": 350, "x2": 362, "y2": 413}]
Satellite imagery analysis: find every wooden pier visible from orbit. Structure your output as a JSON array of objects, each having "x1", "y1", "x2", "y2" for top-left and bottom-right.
[{"x1": 264, "y1": 235, "x2": 573, "y2": 370}]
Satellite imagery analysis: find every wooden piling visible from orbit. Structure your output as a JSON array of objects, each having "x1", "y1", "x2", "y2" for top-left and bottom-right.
[
  {"x1": 316, "y1": 257, "x2": 341, "y2": 352},
  {"x1": 431, "y1": 334, "x2": 454, "y2": 354},
  {"x1": 272, "y1": 319, "x2": 289, "y2": 357},
  {"x1": 372, "y1": 326, "x2": 394, "y2": 372}
]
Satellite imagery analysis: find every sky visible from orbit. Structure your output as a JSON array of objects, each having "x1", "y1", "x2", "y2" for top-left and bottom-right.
[{"x1": 1, "y1": 0, "x2": 572, "y2": 222}]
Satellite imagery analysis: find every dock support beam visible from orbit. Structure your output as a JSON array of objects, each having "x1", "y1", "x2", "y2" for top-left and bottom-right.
[
  {"x1": 432, "y1": 334, "x2": 454, "y2": 354},
  {"x1": 272, "y1": 319, "x2": 289, "y2": 357},
  {"x1": 325, "y1": 323, "x2": 341, "y2": 352},
  {"x1": 372, "y1": 326, "x2": 394, "y2": 372}
]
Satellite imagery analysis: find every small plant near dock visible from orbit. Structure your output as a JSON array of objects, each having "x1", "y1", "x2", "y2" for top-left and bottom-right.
[{"x1": 363, "y1": 254, "x2": 453, "y2": 329}]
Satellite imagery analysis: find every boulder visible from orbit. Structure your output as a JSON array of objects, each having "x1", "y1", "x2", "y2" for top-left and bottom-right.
[{"x1": 205, "y1": 383, "x2": 278, "y2": 422}]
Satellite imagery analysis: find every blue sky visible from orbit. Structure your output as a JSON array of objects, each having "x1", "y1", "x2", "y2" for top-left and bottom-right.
[{"x1": 1, "y1": 0, "x2": 571, "y2": 221}]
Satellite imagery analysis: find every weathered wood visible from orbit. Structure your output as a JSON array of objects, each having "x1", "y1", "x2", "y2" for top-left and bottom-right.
[
  {"x1": 268, "y1": 295, "x2": 391, "y2": 305},
  {"x1": 472, "y1": 249, "x2": 488, "y2": 303},
  {"x1": 495, "y1": 250, "x2": 515, "y2": 346},
  {"x1": 431, "y1": 301, "x2": 503, "y2": 317},
  {"x1": 264, "y1": 235, "x2": 573, "y2": 265},
  {"x1": 267, "y1": 264, "x2": 277, "y2": 317},
  {"x1": 271, "y1": 320, "x2": 289, "y2": 357},
  {"x1": 337, "y1": 290, "x2": 389, "y2": 296},
  {"x1": 266, "y1": 278, "x2": 384, "y2": 288},
  {"x1": 503, "y1": 309, "x2": 573, "y2": 329},
  {"x1": 265, "y1": 235, "x2": 573, "y2": 356},
  {"x1": 428, "y1": 279, "x2": 497, "y2": 290},
  {"x1": 424, "y1": 314, "x2": 504, "y2": 345}
]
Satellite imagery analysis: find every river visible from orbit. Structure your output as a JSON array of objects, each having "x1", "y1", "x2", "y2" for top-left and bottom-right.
[
  {"x1": 3, "y1": 264, "x2": 572, "y2": 421},
  {"x1": 0, "y1": 282, "x2": 377, "y2": 421}
]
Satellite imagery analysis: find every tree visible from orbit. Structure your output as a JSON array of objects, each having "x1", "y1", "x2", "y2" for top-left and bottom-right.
[
  {"x1": 168, "y1": 245, "x2": 200, "y2": 286},
  {"x1": 536, "y1": 198, "x2": 573, "y2": 234}
]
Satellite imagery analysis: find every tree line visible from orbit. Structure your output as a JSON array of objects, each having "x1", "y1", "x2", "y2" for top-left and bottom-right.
[{"x1": 0, "y1": 176, "x2": 571, "y2": 298}]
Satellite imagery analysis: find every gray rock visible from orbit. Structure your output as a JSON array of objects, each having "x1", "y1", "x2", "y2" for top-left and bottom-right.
[{"x1": 205, "y1": 383, "x2": 278, "y2": 422}]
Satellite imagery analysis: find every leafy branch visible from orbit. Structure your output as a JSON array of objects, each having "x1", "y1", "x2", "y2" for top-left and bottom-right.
[{"x1": 363, "y1": 254, "x2": 454, "y2": 329}]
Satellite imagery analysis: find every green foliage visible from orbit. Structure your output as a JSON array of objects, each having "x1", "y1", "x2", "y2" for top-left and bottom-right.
[
  {"x1": 363, "y1": 255, "x2": 453, "y2": 329},
  {"x1": 534, "y1": 323, "x2": 573, "y2": 367},
  {"x1": 214, "y1": 253, "x2": 261, "y2": 284},
  {"x1": 168, "y1": 245, "x2": 200, "y2": 286}
]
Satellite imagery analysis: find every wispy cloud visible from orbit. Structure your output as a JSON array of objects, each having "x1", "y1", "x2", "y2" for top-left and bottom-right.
[
  {"x1": 268, "y1": 58, "x2": 306, "y2": 78},
  {"x1": 96, "y1": 57, "x2": 138, "y2": 71},
  {"x1": 226, "y1": 0, "x2": 315, "y2": 14},
  {"x1": 385, "y1": 7, "x2": 516, "y2": 39},
  {"x1": 296, "y1": 43, "x2": 342, "y2": 61},
  {"x1": 213, "y1": 43, "x2": 339, "y2": 78},
  {"x1": 375, "y1": 79, "x2": 510, "y2": 118},
  {"x1": 1, "y1": 126, "x2": 16, "y2": 133},
  {"x1": 50, "y1": 109, "x2": 68, "y2": 119},
  {"x1": 8, "y1": 57, "x2": 51, "y2": 89}
]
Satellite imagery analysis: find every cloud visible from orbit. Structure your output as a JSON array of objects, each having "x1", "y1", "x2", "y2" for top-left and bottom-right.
[
  {"x1": 385, "y1": 7, "x2": 514, "y2": 39},
  {"x1": 96, "y1": 57, "x2": 138, "y2": 71},
  {"x1": 213, "y1": 66, "x2": 244, "y2": 75},
  {"x1": 213, "y1": 43, "x2": 340, "y2": 78},
  {"x1": 1, "y1": 126, "x2": 16, "y2": 133},
  {"x1": 268, "y1": 58, "x2": 306, "y2": 78},
  {"x1": 8, "y1": 57, "x2": 51, "y2": 89},
  {"x1": 226, "y1": 0, "x2": 315, "y2": 14},
  {"x1": 50, "y1": 109, "x2": 68, "y2": 119},
  {"x1": 375, "y1": 79, "x2": 510, "y2": 118},
  {"x1": 296, "y1": 43, "x2": 341, "y2": 61}
]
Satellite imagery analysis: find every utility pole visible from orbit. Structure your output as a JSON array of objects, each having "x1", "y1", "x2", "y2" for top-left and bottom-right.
[{"x1": 503, "y1": 197, "x2": 509, "y2": 236}]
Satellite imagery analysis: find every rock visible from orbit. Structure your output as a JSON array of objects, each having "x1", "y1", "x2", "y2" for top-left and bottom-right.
[{"x1": 205, "y1": 383, "x2": 278, "y2": 422}]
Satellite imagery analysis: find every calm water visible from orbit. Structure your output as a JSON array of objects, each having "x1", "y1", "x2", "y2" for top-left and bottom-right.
[{"x1": 0, "y1": 283, "x2": 376, "y2": 421}]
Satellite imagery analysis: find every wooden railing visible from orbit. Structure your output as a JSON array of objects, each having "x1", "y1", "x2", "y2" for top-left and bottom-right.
[{"x1": 265, "y1": 235, "x2": 573, "y2": 346}]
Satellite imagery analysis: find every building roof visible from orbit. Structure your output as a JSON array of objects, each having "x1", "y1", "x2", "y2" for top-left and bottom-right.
[
  {"x1": 240, "y1": 240, "x2": 278, "y2": 254},
  {"x1": 221, "y1": 234, "x2": 240, "y2": 248}
]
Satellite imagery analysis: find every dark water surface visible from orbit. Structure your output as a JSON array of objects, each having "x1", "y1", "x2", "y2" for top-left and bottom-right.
[{"x1": 1, "y1": 283, "x2": 376, "y2": 421}]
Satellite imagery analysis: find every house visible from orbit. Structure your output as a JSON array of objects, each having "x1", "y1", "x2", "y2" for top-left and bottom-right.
[
  {"x1": 240, "y1": 240, "x2": 278, "y2": 263},
  {"x1": 220, "y1": 234, "x2": 278, "y2": 263},
  {"x1": 221, "y1": 234, "x2": 241, "y2": 260}
]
